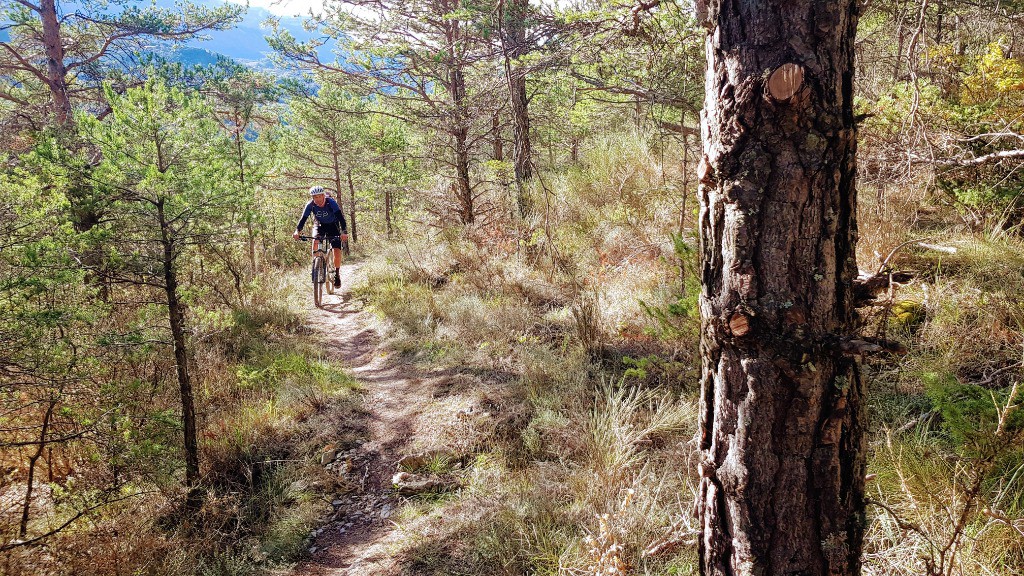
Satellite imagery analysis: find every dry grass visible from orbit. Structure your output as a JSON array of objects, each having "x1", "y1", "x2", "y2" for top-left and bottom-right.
[
  {"x1": 349, "y1": 133, "x2": 701, "y2": 575},
  {"x1": 860, "y1": 198, "x2": 1024, "y2": 576},
  {"x1": 0, "y1": 270, "x2": 363, "y2": 576},
  {"x1": 864, "y1": 429, "x2": 1024, "y2": 576},
  {"x1": 353, "y1": 130, "x2": 1024, "y2": 576}
]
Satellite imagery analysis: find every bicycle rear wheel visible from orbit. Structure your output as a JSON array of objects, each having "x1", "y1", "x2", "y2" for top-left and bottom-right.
[{"x1": 312, "y1": 256, "x2": 325, "y2": 307}]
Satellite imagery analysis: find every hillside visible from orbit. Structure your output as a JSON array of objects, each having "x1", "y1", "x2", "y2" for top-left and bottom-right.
[{"x1": 2, "y1": 1, "x2": 1023, "y2": 576}]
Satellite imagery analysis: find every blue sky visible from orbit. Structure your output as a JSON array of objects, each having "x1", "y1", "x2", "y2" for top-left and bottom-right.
[{"x1": 228, "y1": 0, "x2": 325, "y2": 17}]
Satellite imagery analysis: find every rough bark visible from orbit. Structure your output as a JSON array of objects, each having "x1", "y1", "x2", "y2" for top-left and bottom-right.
[
  {"x1": 39, "y1": 0, "x2": 71, "y2": 125},
  {"x1": 696, "y1": 1, "x2": 865, "y2": 575},
  {"x1": 331, "y1": 136, "x2": 344, "y2": 217},
  {"x1": 454, "y1": 132, "x2": 474, "y2": 225},
  {"x1": 492, "y1": 112, "x2": 504, "y2": 161},
  {"x1": 504, "y1": 0, "x2": 533, "y2": 218},
  {"x1": 37, "y1": 5, "x2": 103, "y2": 247},
  {"x1": 451, "y1": 63, "x2": 474, "y2": 224},
  {"x1": 157, "y1": 200, "x2": 201, "y2": 507}
]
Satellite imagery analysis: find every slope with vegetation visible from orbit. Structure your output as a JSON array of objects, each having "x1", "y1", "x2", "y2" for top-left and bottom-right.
[{"x1": 1, "y1": 1, "x2": 1023, "y2": 575}]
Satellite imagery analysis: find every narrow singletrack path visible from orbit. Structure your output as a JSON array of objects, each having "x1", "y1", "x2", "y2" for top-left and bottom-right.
[{"x1": 285, "y1": 262, "x2": 441, "y2": 576}]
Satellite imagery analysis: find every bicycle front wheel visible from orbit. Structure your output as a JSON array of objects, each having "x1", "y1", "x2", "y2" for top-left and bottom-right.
[{"x1": 312, "y1": 256, "x2": 325, "y2": 307}]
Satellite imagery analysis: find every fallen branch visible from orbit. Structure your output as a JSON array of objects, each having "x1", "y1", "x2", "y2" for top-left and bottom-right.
[
  {"x1": 0, "y1": 489, "x2": 153, "y2": 552},
  {"x1": 937, "y1": 149, "x2": 1024, "y2": 168},
  {"x1": 916, "y1": 242, "x2": 957, "y2": 254},
  {"x1": 878, "y1": 237, "x2": 931, "y2": 272},
  {"x1": 866, "y1": 497, "x2": 926, "y2": 535}
]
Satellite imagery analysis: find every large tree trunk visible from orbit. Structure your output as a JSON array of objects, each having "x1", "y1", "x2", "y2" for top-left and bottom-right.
[
  {"x1": 454, "y1": 133, "x2": 473, "y2": 225},
  {"x1": 696, "y1": 2, "x2": 864, "y2": 575},
  {"x1": 331, "y1": 137, "x2": 345, "y2": 220},
  {"x1": 37, "y1": 8, "x2": 106, "y2": 283},
  {"x1": 492, "y1": 112, "x2": 503, "y2": 161},
  {"x1": 157, "y1": 200, "x2": 201, "y2": 508}
]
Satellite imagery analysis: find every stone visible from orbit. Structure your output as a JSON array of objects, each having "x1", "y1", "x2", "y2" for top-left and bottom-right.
[
  {"x1": 321, "y1": 445, "x2": 338, "y2": 466},
  {"x1": 391, "y1": 471, "x2": 453, "y2": 496}
]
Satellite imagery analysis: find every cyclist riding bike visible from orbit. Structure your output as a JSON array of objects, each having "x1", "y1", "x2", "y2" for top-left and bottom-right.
[{"x1": 292, "y1": 185, "x2": 348, "y2": 287}]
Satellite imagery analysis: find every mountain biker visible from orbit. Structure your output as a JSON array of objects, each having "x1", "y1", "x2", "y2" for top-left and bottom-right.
[{"x1": 293, "y1": 185, "x2": 348, "y2": 287}]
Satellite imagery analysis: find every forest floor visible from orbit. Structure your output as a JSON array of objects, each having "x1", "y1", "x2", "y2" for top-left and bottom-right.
[{"x1": 281, "y1": 261, "x2": 455, "y2": 576}]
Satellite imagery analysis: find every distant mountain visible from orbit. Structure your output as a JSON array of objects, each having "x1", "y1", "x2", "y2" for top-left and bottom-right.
[
  {"x1": 49, "y1": 0, "x2": 335, "y2": 71},
  {"x1": 175, "y1": 1, "x2": 337, "y2": 69},
  {"x1": 161, "y1": 46, "x2": 224, "y2": 68}
]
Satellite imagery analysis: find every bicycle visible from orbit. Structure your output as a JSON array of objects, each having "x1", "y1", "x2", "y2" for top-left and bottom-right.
[{"x1": 297, "y1": 234, "x2": 342, "y2": 308}]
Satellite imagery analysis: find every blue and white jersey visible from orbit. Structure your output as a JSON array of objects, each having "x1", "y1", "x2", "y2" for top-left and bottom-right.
[{"x1": 296, "y1": 197, "x2": 347, "y2": 232}]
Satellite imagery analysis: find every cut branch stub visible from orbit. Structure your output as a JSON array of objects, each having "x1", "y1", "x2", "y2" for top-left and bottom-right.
[
  {"x1": 767, "y1": 63, "x2": 804, "y2": 102},
  {"x1": 729, "y1": 312, "x2": 751, "y2": 337},
  {"x1": 698, "y1": 156, "x2": 715, "y2": 184}
]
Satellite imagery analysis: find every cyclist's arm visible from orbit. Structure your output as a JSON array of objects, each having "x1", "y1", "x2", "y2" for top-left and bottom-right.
[{"x1": 295, "y1": 201, "x2": 314, "y2": 233}]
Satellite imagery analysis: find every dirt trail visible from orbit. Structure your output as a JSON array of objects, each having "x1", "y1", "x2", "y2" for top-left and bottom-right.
[{"x1": 286, "y1": 261, "x2": 439, "y2": 576}]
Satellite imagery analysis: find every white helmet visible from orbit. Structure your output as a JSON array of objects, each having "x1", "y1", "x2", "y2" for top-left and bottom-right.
[{"x1": 309, "y1": 185, "x2": 325, "y2": 196}]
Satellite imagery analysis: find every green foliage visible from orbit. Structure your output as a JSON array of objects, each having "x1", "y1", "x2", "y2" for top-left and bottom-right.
[
  {"x1": 236, "y1": 349, "x2": 358, "y2": 402},
  {"x1": 869, "y1": 39, "x2": 1024, "y2": 224},
  {"x1": 620, "y1": 355, "x2": 692, "y2": 390},
  {"x1": 924, "y1": 372, "x2": 1023, "y2": 453},
  {"x1": 637, "y1": 234, "x2": 698, "y2": 341}
]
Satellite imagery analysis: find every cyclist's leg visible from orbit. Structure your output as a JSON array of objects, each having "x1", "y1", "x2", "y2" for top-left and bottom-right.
[
  {"x1": 311, "y1": 222, "x2": 322, "y2": 255},
  {"x1": 321, "y1": 224, "x2": 342, "y2": 284}
]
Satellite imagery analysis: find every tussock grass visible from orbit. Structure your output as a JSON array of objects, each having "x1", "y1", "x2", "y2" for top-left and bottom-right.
[
  {"x1": 861, "y1": 216, "x2": 1024, "y2": 575},
  {"x1": 865, "y1": 430, "x2": 1024, "y2": 576},
  {"x1": 354, "y1": 130, "x2": 1024, "y2": 576},
  {"x1": 350, "y1": 132, "x2": 701, "y2": 575},
  {"x1": 868, "y1": 234, "x2": 1024, "y2": 399}
]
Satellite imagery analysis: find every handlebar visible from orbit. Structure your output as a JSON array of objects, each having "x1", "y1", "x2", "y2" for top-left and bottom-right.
[{"x1": 295, "y1": 234, "x2": 346, "y2": 242}]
